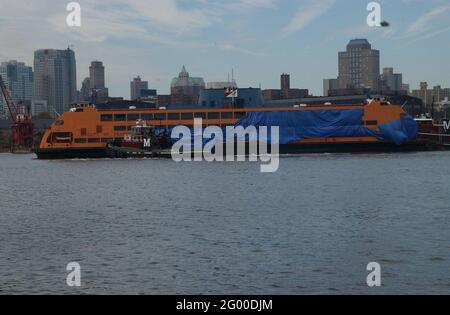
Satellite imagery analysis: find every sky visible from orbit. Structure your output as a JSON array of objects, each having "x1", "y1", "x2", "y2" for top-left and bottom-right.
[{"x1": 0, "y1": 0, "x2": 449, "y2": 98}]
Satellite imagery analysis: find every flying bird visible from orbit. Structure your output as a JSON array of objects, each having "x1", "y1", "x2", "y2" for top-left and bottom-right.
[{"x1": 380, "y1": 21, "x2": 390, "y2": 27}]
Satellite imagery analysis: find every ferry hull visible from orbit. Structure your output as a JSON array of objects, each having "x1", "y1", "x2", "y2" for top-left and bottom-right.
[
  {"x1": 35, "y1": 148, "x2": 108, "y2": 160},
  {"x1": 279, "y1": 140, "x2": 437, "y2": 154},
  {"x1": 39, "y1": 141, "x2": 442, "y2": 160}
]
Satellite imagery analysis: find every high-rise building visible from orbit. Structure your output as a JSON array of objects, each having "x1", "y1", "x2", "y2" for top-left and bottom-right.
[
  {"x1": 33, "y1": 48, "x2": 77, "y2": 115},
  {"x1": 80, "y1": 77, "x2": 91, "y2": 101},
  {"x1": 0, "y1": 60, "x2": 34, "y2": 118},
  {"x1": 88, "y1": 61, "x2": 108, "y2": 103},
  {"x1": 89, "y1": 61, "x2": 105, "y2": 89},
  {"x1": 380, "y1": 67, "x2": 403, "y2": 92},
  {"x1": 281, "y1": 73, "x2": 290, "y2": 91},
  {"x1": 31, "y1": 100, "x2": 48, "y2": 117},
  {"x1": 338, "y1": 39, "x2": 380, "y2": 91},
  {"x1": 130, "y1": 76, "x2": 149, "y2": 100},
  {"x1": 323, "y1": 78, "x2": 339, "y2": 96}
]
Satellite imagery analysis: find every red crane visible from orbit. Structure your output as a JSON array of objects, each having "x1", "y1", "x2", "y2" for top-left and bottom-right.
[{"x1": 0, "y1": 74, "x2": 34, "y2": 151}]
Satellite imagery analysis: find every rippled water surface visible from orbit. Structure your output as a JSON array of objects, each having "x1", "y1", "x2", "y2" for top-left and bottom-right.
[{"x1": 1, "y1": 152, "x2": 450, "y2": 294}]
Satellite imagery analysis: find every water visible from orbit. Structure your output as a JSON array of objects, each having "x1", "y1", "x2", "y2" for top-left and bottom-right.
[{"x1": 0, "y1": 152, "x2": 450, "y2": 295}]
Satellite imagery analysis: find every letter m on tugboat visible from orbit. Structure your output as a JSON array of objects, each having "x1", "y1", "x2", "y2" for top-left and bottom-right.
[
  {"x1": 443, "y1": 119, "x2": 450, "y2": 132},
  {"x1": 143, "y1": 138, "x2": 151, "y2": 148}
]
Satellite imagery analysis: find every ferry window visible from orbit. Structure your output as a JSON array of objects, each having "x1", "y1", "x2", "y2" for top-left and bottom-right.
[
  {"x1": 101, "y1": 138, "x2": 114, "y2": 143},
  {"x1": 234, "y1": 112, "x2": 246, "y2": 119},
  {"x1": 181, "y1": 113, "x2": 193, "y2": 120},
  {"x1": 114, "y1": 126, "x2": 127, "y2": 131},
  {"x1": 96, "y1": 125, "x2": 103, "y2": 133},
  {"x1": 75, "y1": 139, "x2": 87, "y2": 143},
  {"x1": 168, "y1": 113, "x2": 180, "y2": 120},
  {"x1": 80, "y1": 128, "x2": 87, "y2": 136},
  {"x1": 52, "y1": 133, "x2": 72, "y2": 143},
  {"x1": 208, "y1": 112, "x2": 220, "y2": 119},
  {"x1": 114, "y1": 114, "x2": 126, "y2": 121},
  {"x1": 154, "y1": 113, "x2": 166, "y2": 120},
  {"x1": 194, "y1": 112, "x2": 206, "y2": 119},
  {"x1": 127, "y1": 114, "x2": 139, "y2": 121},
  {"x1": 55, "y1": 120, "x2": 64, "y2": 126},
  {"x1": 101, "y1": 115, "x2": 113, "y2": 122},
  {"x1": 88, "y1": 138, "x2": 100, "y2": 143},
  {"x1": 366, "y1": 120, "x2": 378, "y2": 126},
  {"x1": 202, "y1": 101, "x2": 207, "y2": 107},
  {"x1": 221, "y1": 112, "x2": 233, "y2": 119},
  {"x1": 141, "y1": 114, "x2": 153, "y2": 120}
]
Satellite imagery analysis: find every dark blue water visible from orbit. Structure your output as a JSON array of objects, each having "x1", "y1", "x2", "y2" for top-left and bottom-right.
[{"x1": 1, "y1": 152, "x2": 450, "y2": 294}]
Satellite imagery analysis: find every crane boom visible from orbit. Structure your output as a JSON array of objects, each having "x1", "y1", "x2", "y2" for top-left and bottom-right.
[
  {"x1": 0, "y1": 74, "x2": 34, "y2": 151},
  {"x1": 0, "y1": 74, "x2": 18, "y2": 120}
]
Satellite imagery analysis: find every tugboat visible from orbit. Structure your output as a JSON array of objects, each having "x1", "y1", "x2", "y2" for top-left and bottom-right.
[
  {"x1": 416, "y1": 116, "x2": 450, "y2": 149},
  {"x1": 106, "y1": 119, "x2": 173, "y2": 158}
]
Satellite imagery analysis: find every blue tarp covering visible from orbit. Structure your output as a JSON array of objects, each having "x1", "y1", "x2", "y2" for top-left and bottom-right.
[
  {"x1": 168, "y1": 109, "x2": 418, "y2": 146},
  {"x1": 377, "y1": 116, "x2": 418, "y2": 145},
  {"x1": 233, "y1": 109, "x2": 418, "y2": 145}
]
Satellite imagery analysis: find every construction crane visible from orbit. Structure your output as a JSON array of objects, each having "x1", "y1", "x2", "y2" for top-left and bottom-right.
[{"x1": 0, "y1": 74, "x2": 34, "y2": 152}]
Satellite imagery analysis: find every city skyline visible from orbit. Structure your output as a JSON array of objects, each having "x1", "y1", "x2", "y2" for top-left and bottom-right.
[{"x1": 0, "y1": 0, "x2": 450, "y2": 97}]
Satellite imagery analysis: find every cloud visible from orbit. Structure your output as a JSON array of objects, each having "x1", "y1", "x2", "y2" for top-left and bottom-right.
[
  {"x1": 407, "y1": 25, "x2": 450, "y2": 45},
  {"x1": 238, "y1": 0, "x2": 276, "y2": 8},
  {"x1": 282, "y1": 0, "x2": 336, "y2": 35},
  {"x1": 218, "y1": 43, "x2": 264, "y2": 56},
  {"x1": 408, "y1": 3, "x2": 450, "y2": 33}
]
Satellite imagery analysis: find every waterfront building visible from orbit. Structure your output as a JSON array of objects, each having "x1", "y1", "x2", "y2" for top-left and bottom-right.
[
  {"x1": 199, "y1": 87, "x2": 264, "y2": 108},
  {"x1": 323, "y1": 78, "x2": 339, "y2": 97},
  {"x1": 263, "y1": 74, "x2": 309, "y2": 101},
  {"x1": 139, "y1": 89, "x2": 158, "y2": 102},
  {"x1": 89, "y1": 61, "x2": 109, "y2": 103},
  {"x1": 402, "y1": 84, "x2": 410, "y2": 94},
  {"x1": 171, "y1": 66, "x2": 205, "y2": 96},
  {"x1": 412, "y1": 82, "x2": 450, "y2": 111},
  {"x1": 338, "y1": 39, "x2": 380, "y2": 91},
  {"x1": 80, "y1": 77, "x2": 91, "y2": 101},
  {"x1": 157, "y1": 66, "x2": 206, "y2": 107},
  {"x1": 89, "y1": 61, "x2": 105, "y2": 89},
  {"x1": 130, "y1": 76, "x2": 149, "y2": 101},
  {"x1": 33, "y1": 48, "x2": 77, "y2": 116},
  {"x1": 206, "y1": 81, "x2": 237, "y2": 90},
  {"x1": 31, "y1": 100, "x2": 48, "y2": 117},
  {"x1": 379, "y1": 68, "x2": 403, "y2": 92},
  {"x1": 281, "y1": 73, "x2": 290, "y2": 91},
  {"x1": 0, "y1": 60, "x2": 33, "y2": 118}
]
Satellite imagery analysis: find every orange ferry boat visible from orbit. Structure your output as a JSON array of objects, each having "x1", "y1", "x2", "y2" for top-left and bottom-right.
[{"x1": 35, "y1": 99, "x2": 430, "y2": 159}]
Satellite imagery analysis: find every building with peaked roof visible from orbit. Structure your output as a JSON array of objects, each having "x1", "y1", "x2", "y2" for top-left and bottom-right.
[{"x1": 170, "y1": 66, "x2": 205, "y2": 96}]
